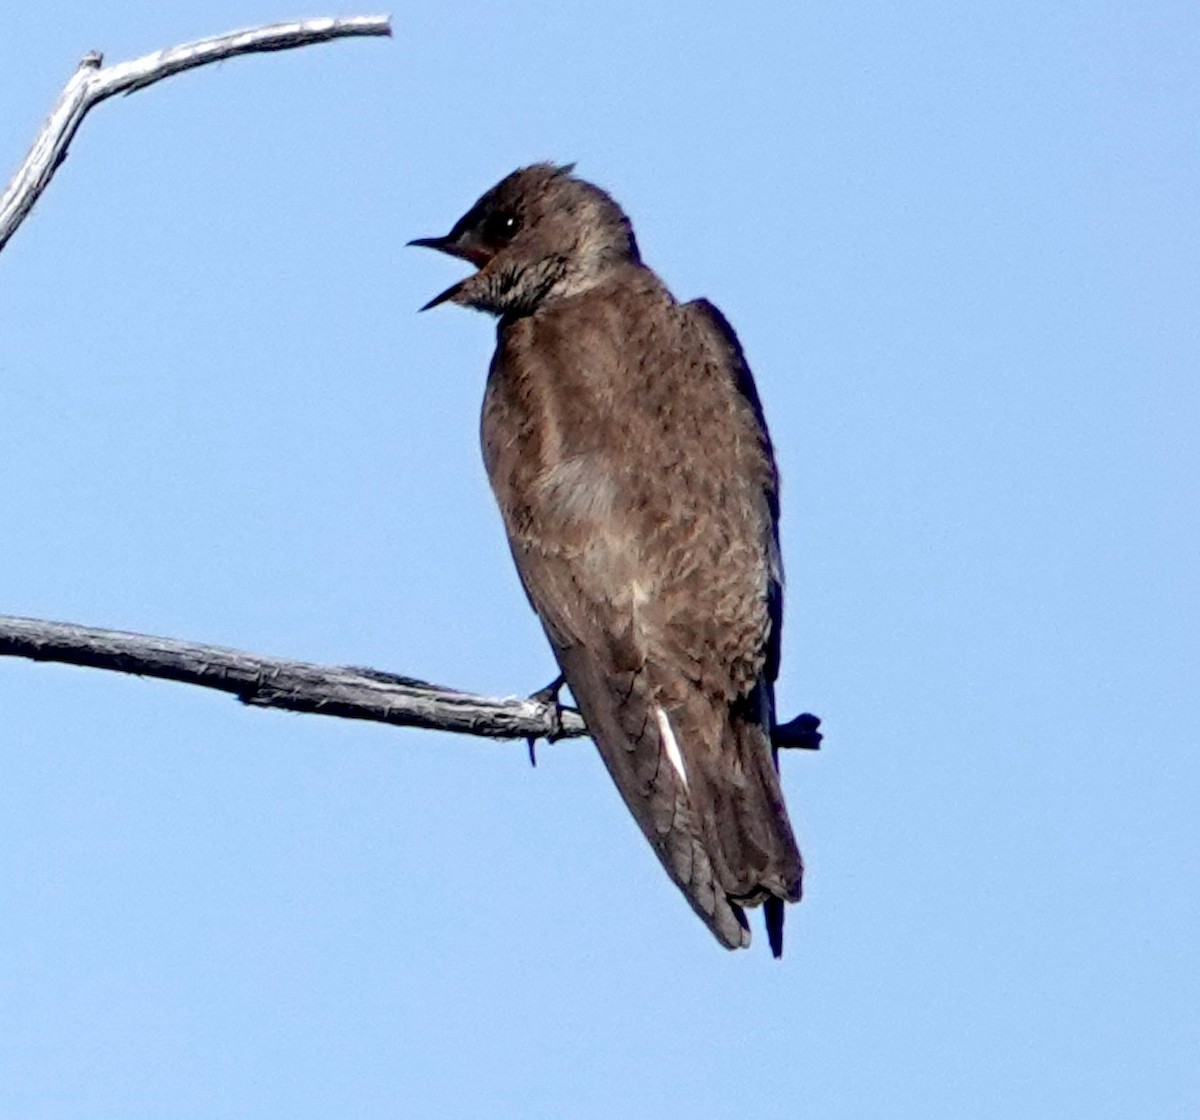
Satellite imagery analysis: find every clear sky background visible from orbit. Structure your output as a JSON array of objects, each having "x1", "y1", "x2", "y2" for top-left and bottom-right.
[{"x1": 1, "y1": 3, "x2": 1196, "y2": 1117}]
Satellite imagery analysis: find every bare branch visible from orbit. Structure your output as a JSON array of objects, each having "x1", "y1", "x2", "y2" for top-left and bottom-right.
[
  {"x1": 0, "y1": 15, "x2": 392, "y2": 253},
  {"x1": 0, "y1": 615, "x2": 822, "y2": 750},
  {"x1": 774, "y1": 712, "x2": 823, "y2": 751},
  {"x1": 0, "y1": 615, "x2": 585, "y2": 741}
]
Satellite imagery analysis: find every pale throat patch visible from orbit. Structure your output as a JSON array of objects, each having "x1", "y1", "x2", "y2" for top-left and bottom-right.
[{"x1": 655, "y1": 706, "x2": 689, "y2": 788}]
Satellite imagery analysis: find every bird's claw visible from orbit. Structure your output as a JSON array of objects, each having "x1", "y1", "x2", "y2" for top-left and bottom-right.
[{"x1": 526, "y1": 673, "x2": 567, "y2": 766}]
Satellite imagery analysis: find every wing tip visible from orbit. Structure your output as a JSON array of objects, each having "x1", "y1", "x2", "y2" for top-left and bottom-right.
[{"x1": 707, "y1": 895, "x2": 751, "y2": 951}]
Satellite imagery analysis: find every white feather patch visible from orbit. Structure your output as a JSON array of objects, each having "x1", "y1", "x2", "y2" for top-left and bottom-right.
[
  {"x1": 655, "y1": 706, "x2": 689, "y2": 788},
  {"x1": 534, "y1": 455, "x2": 616, "y2": 524}
]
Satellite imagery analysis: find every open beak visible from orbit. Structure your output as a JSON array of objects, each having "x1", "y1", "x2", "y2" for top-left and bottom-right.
[
  {"x1": 407, "y1": 234, "x2": 489, "y2": 263},
  {"x1": 414, "y1": 273, "x2": 470, "y2": 312},
  {"x1": 407, "y1": 233, "x2": 493, "y2": 311}
]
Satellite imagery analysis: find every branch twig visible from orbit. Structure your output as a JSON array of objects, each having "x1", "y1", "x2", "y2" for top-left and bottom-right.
[
  {"x1": 0, "y1": 615, "x2": 822, "y2": 750},
  {"x1": 0, "y1": 15, "x2": 392, "y2": 253}
]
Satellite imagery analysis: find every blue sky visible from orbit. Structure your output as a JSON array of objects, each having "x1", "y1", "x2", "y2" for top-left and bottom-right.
[{"x1": 1, "y1": 3, "x2": 1196, "y2": 1116}]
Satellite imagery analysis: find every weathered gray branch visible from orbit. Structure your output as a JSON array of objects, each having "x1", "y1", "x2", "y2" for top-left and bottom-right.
[
  {"x1": 0, "y1": 615, "x2": 822, "y2": 749},
  {"x1": 0, "y1": 15, "x2": 392, "y2": 253},
  {"x1": 0, "y1": 615, "x2": 585, "y2": 741}
]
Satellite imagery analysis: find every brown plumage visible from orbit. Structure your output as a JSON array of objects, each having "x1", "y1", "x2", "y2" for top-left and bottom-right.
[{"x1": 411, "y1": 163, "x2": 802, "y2": 953}]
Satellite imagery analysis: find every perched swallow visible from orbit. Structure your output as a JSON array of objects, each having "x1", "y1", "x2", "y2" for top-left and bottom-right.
[{"x1": 412, "y1": 163, "x2": 802, "y2": 954}]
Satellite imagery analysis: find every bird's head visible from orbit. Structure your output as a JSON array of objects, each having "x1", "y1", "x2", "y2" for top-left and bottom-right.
[{"x1": 409, "y1": 163, "x2": 640, "y2": 316}]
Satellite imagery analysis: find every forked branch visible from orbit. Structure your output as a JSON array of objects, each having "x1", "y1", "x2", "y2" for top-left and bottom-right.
[{"x1": 0, "y1": 15, "x2": 392, "y2": 253}]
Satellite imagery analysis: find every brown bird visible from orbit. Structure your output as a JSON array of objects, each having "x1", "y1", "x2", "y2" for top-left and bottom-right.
[{"x1": 411, "y1": 163, "x2": 802, "y2": 954}]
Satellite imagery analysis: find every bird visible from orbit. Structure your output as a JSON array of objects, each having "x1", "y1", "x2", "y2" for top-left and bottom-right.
[{"x1": 410, "y1": 163, "x2": 802, "y2": 954}]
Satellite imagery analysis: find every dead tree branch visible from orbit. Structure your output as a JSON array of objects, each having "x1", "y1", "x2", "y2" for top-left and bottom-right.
[
  {"x1": 0, "y1": 15, "x2": 392, "y2": 253},
  {"x1": 0, "y1": 615, "x2": 584, "y2": 741},
  {"x1": 0, "y1": 615, "x2": 822, "y2": 749}
]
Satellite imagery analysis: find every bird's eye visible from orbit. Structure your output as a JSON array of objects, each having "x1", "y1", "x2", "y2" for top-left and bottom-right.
[{"x1": 482, "y1": 211, "x2": 522, "y2": 244}]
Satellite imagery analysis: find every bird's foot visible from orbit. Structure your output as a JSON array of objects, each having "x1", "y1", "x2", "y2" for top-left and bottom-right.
[
  {"x1": 526, "y1": 673, "x2": 567, "y2": 767},
  {"x1": 774, "y1": 712, "x2": 823, "y2": 751}
]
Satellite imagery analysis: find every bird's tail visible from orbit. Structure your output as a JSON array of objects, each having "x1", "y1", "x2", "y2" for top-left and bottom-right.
[{"x1": 690, "y1": 704, "x2": 803, "y2": 954}]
